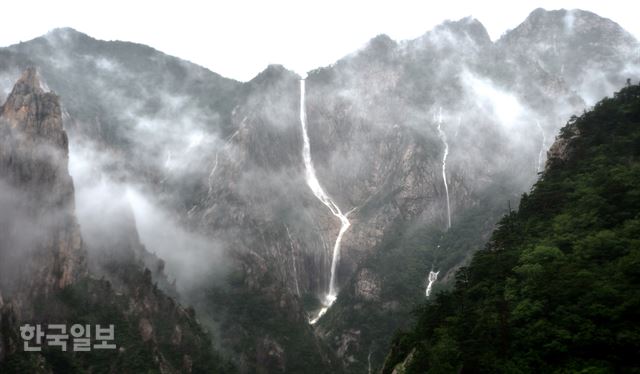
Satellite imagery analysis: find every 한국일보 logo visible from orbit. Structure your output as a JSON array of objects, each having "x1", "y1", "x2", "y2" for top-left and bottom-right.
[{"x1": 20, "y1": 324, "x2": 116, "y2": 352}]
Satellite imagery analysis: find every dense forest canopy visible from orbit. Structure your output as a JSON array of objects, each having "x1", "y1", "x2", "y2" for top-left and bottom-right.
[{"x1": 383, "y1": 83, "x2": 640, "y2": 373}]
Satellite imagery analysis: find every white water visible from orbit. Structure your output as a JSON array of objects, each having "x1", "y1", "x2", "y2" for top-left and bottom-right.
[
  {"x1": 299, "y1": 79, "x2": 351, "y2": 324},
  {"x1": 207, "y1": 153, "x2": 219, "y2": 195},
  {"x1": 535, "y1": 120, "x2": 547, "y2": 173},
  {"x1": 207, "y1": 129, "x2": 240, "y2": 195},
  {"x1": 425, "y1": 270, "x2": 439, "y2": 298},
  {"x1": 436, "y1": 107, "x2": 451, "y2": 229},
  {"x1": 309, "y1": 301, "x2": 332, "y2": 325},
  {"x1": 285, "y1": 225, "x2": 301, "y2": 296}
]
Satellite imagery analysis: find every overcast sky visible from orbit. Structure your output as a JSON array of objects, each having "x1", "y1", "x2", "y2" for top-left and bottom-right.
[{"x1": 0, "y1": 0, "x2": 637, "y2": 81}]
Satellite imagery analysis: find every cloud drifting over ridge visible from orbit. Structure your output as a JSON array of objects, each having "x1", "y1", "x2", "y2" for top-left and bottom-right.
[{"x1": 0, "y1": 1, "x2": 638, "y2": 80}]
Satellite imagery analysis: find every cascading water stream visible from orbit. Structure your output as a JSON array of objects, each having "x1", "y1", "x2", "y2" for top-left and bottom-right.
[
  {"x1": 206, "y1": 153, "x2": 219, "y2": 195},
  {"x1": 299, "y1": 79, "x2": 351, "y2": 324},
  {"x1": 535, "y1": 120, "x2": 546, "y2": 173},
  {"x1": 207, "y1": 129, "x2": 239, "y2": 195},
  {"x1": 425, "y1": 269, "x2": 439, "y2": 298},
  {"x1": 436, "y1": 107, "x2": 451, "y2": 229},
  {"x1": 285, "y1": 225, "x2": 301, "y2": 297}
]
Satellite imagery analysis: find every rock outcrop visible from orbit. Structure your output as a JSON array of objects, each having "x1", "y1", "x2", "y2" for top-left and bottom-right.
[
  {"x1": 0, "y1": 8, "x2": 637, "y2": 372},
  {"x1": 0, "y1": 67, "x2": 85, "y2": 308},
  {"x1": 0, "y1": 69, "x2": 229, "y2": 373},
  {"x1": 546, "y1": 120, "x2": 581, "y2": 169}
]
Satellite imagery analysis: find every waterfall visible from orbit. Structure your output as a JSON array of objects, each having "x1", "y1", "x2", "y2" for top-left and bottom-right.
[
  {"x1": 425, "y1": 270, "x2": 439, "y2": 298},
  {"x1": 535, "y1": 120, "x2": 547, "y2": 173},
  {"x1": 207, "y1": 129, "x2": 239, "y2": 195},
  {"x1": 436, "y1": 107, "x2": 451, "y2": 229},
  {"x1": 207, "y1": 153, "x2": 219, "y2": 195},
  {"x1": 285, "y1": 225, "x2": 301, "y2": 296},
  {"x1": 299, "y1": 79, "x2": 351, "y2": 324}
]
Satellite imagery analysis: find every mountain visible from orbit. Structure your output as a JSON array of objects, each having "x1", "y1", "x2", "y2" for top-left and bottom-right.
[
  {"x1": 0, "y1": 69, "x2": 231, "y2": 373},
  {"x1": 498, "y1": 8, "x2": 639, "y2": 105},
  {"x1": 382, "y1": 82, "x2": 640, "y2": 373},
  {"x1": 0, "y1": 7, "x2": 638, "y2": 373},
  {"x1": 0, "y1": 27, "x2": 242, "y2": 210},
  {"x1": 297, "y1": 9, "x2": 638, "y2": 371}
]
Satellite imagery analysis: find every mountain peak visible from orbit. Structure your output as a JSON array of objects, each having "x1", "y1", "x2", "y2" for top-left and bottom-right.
[
  {"x1": 502, "y1": 8, "x2": 636, "y2": 44},
  {"x1": 12, "y1": 66, "x2": 44, "y2": 95},
  {"x1": 436, "y1": 17, "x2": 491, "y2": 43},
  {"x1": 47, "y1": 27, "x2": 82, "y2": 35},
  {"x1": 525, "y1": 7, "x2": 591, "y2": 20},
  {"x1": 413, "y1": 16, "x2": 491, "y2": 49},
  {"x1": 522, "y1": 8, "x2": 586, "y2": 26},
  {"x1": 367, "y1": 34, "x2": 397, "y2": 51},
  {"x1": 1, "y1": 68, "x2": 64, "y2": 144},
  {"x1": 0, "y1": 68, "x2": 84, "y2": 292},
  {"x1": 351, "y1": 33, "x2": 398, "y2": 63},
  {"x1": 45, "y1": 27, "x2": 90, "y2": 41},
  {"x1": 249, "y1": 64, "x2": 299, "y2": 85}
]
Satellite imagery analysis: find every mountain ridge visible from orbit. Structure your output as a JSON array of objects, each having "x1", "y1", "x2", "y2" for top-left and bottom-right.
[
  {"x1": 0, "y1": 7, "x2": 638, "y2": 373},
  {"x1": 5, "y1": 8, "x2": 634, "y2": 84}
]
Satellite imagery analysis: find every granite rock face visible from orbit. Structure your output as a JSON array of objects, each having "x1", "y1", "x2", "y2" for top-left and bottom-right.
[
  {"x1": 0, "y1": 69, "x2": 227, "y2": 374},
  {"x1": 546, "y1": 121, "x2": 581, "y2": 169},
  {"x1": 0, "y1": 8, "x2": 637, "y2": 372},
  {"x1": 0, "y1": 67, "x2": 86, "y2": 304}
]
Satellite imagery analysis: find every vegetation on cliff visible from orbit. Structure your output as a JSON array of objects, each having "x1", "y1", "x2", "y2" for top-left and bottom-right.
[{"x1": 383, "y1": 83, "x2": 640, "y2": 373}]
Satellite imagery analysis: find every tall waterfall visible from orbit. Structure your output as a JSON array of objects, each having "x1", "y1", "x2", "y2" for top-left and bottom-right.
[
  {"x1": 286, "y1": 225, "x2": 301, "y2": 296},
  {"x1": 535, "y1": 120, "x2": 547, "y2": 173},
  {"x1": 425, "y1": 270, "x2": 439, "y2": 298},
  {"x1": 436, "y1": 107, "x2": 451, "y2": 229},
  {"x1": 299, "y1": 79, "x2": 351, "y2": 324}
]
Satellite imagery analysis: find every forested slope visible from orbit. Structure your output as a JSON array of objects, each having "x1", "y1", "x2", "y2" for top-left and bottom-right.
[{"x1": 383, "y1": 83, "x2": 640, "y2": 373}]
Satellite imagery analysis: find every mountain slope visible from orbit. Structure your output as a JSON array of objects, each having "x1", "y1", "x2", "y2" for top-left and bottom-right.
[
  {"x1": 0, "y1": 27, "x2": 243, "y2": 210},
  {"x1": 301, "y1": 9, "x2": 638, "y2": 371},
  {"x1": 0, "y1": 69, "x2": 232, "y2": 373},
  {"x1": 498, "y1": 8, "x2": 639, "y2": 105},
  {"x1": 0, "y1": 8, "x2": 638, "y2": 373},
  {"x1": 382, "y1": 83, "x2": 640, "y2": 373}
]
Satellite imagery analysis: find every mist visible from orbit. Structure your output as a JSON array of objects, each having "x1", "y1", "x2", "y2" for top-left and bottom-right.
[
  {"x1": 2, "y1": 9, "x2": 639, "y2": 372},
  {"x1": 125, "y1": 185, "x2": 227, "y2": 292}
]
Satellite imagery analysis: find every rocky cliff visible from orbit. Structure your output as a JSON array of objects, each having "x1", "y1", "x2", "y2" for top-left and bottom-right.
[
  {"x1": 0, "y1": 8, "x2": 637, "y2": 373},
  {"x1": 0, "y1": 67, "x2": 85, "y2": 312},
  {"x1": 381, "y1": 81, "x2": 640, "y2": 373},
  {"x1": 0, "y1": 69, "x2": 229, "y2": 373}
]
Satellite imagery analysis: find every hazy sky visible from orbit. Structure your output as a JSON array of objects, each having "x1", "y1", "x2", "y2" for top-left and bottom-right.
[{"x1": 0, "y1": 0, "x2": 636, "y2": 81}]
